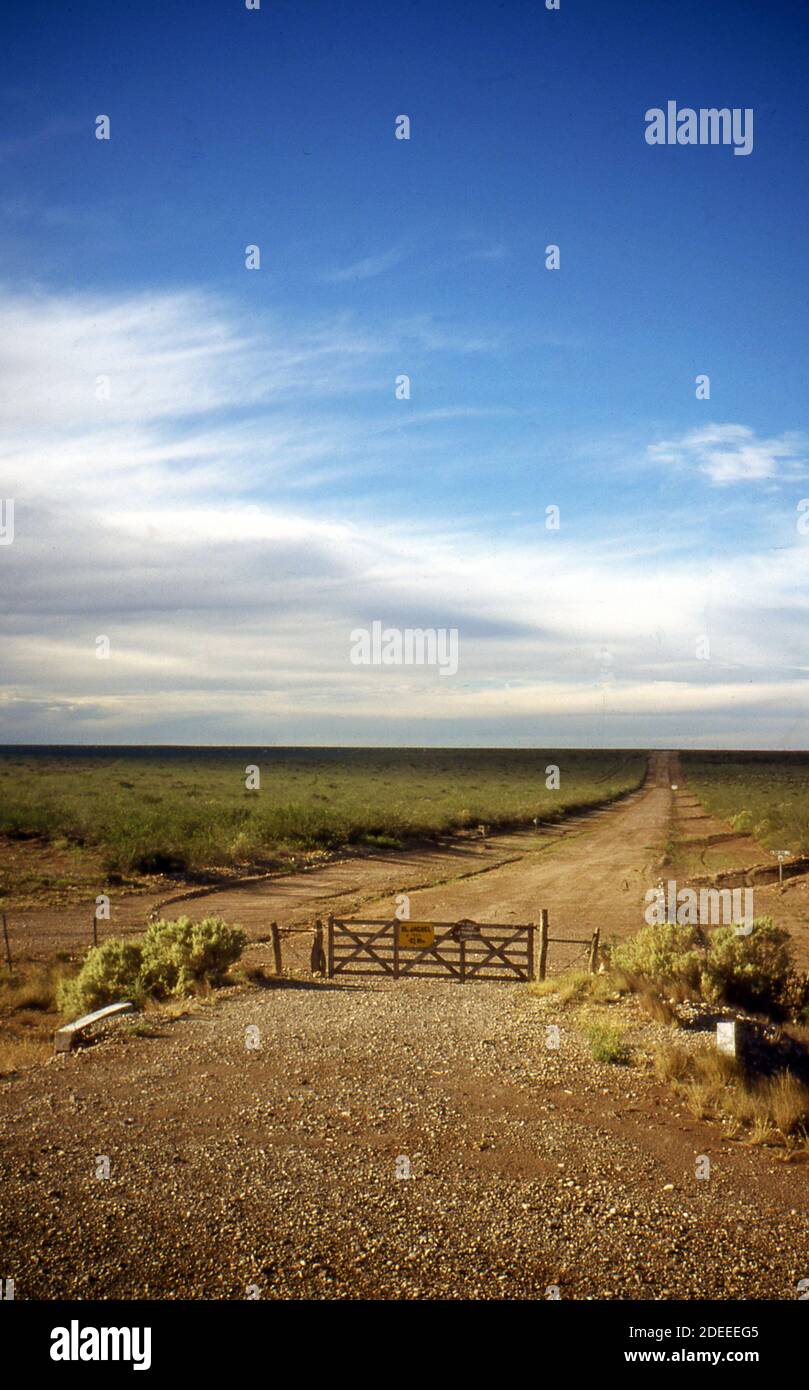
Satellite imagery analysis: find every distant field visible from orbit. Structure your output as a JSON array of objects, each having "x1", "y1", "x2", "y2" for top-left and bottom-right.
[
  {"x1": 681, "y1": 751, "x2": 809, "y2": 857},
  {"x1": 0, "y1": 747, "x2": 646, "y2": 881}
]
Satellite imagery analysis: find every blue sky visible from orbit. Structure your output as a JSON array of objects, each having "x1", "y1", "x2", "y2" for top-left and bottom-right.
[{"x1": 1, "y1": 0, "x2": 808, "y2": 746}]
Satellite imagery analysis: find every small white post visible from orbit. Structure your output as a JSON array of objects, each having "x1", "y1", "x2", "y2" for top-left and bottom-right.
[{"x1": 716, "y1": 1021, "x2": 737, "y2": 1057}]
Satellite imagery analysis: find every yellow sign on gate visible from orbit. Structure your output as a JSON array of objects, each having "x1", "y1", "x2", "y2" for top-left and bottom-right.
[{"x1": 398, "y1": 923, "x2": 435, "y2": 950}]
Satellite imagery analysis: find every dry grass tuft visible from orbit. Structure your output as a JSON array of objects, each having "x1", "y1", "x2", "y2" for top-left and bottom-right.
[
  {"x1": 654, "y1": 1042, "x2": 809, "y2": 1149},
  {"x1": 0, "y1": 962, "x2": 65, "y2": 1012},
  {"x1": 638, "y1": 987, "x2": 680, "y2": 1026},
  {"x1": 0, "y1": 1036, "x2": 51, "y2": 1074},
  {"x1": 0, "y1": 961, "x2": 71, "y2": 1074},
  {"x1": 529, "y1": 969, "x2": 622, "y2": 1008}
]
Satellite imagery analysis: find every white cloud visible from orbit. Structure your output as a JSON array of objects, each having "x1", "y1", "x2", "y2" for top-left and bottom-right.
[
  {"x1": 1, "y1": 284, "x2": 808, "y2": 745},
  {"x1": 648, "y1": 423, "x2": 809, "y2": 485}
]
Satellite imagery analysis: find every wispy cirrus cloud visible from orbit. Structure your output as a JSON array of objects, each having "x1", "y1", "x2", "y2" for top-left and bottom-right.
[
  {"x1": 0, "y1": 286, "x2": 419, "y2": 507},
  {"x1": 393, "y1": 312, "x2": 500, "y2": 354},
  {"x1": 0, "y1": 287, "x2": 389, "y2": 436},
  {"x1": 321, "y1": 244, "x2": 406, "y2": 283},
  {"x1": 648, "y1": 423, "x2": 809, "y2": 485}
]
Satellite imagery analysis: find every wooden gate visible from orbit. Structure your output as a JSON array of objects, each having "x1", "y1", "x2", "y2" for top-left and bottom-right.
[{"x1": 326, "y1": 916, "x2": 535, "y2": 983}]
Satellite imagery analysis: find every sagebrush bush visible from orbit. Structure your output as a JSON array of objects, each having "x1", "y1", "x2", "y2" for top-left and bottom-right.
[
  {"x1": 58, "y1": 916, "x2": 245, "y2": 1016},
  {"x1": 702, "y1": 918, "x2": 793, "y2": 1013},
  {"x1": 610, "y1": 921, "x2": 703, "y2": 990},
  {"x1": 57, "y1": 939, "x2": 145, "y2": 1016},
  {"x1": 611, "y1": 916, "x2": 804, "y2": 1019},
  {"x1": 140, "y1": 916, "x2": 246, "y2": 998}
]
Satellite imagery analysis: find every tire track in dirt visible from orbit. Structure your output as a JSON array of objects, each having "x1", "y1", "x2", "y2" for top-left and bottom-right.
[{"x1": 346, "y1": 751, "x2": 674, "y2": 974}]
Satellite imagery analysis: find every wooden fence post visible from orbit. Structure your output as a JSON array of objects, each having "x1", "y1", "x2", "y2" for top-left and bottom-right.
[
  {"x1": 310, "y1": 919, "x2": 325, "y2": 976},
  {"x1": 538, "y1": 909, "x2": 549, "y2": 981},
  {"x1": 527, "y1": 921, "x2": 535, "y2": 981},
  {"x1": 327, "y1": 915, "x2": 334, "y2": 978},
  {"x1": 588, "y1": 926, "x2": 601, "y2": 974},
  {"x1": 92, "y1": 914, "x2": 98, "y2": 948},
  {"x1": 270, "y1": 921, "x2": 283, "y2": 975},
  {"x1": 2, "y1": 913, "x2": 11, "y2": 972}
]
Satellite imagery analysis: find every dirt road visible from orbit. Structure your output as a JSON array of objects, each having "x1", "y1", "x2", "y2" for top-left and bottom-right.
[
  {"x1": 5, "y1": 752, "x2": 669, "y2": 971},
  {"x1": 2, "y1": 751, "x2": 808, "y2": 1300}
]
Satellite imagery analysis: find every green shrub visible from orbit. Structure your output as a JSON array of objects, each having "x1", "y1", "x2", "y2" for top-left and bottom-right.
[
  {"x1": 140, "y1": 915, "x2": 246, "y2": 998},
  {"x1": 584, "y1": 1021, "x2": 630, "y2": 1065},
  {"x1": 228, "y1": 829, "x2": 257, "y2": 862},
  {"x1": 57, "y1": 916, "x2": 246, "y2": 1017},
  {"x1": 57, "y1": 939, "x2": 144, "y2": 1016},
  {"x1": 610, "y1": 916, "x2": 804, "y2": 1020},
  {"x1": 610, "y1": 921, "x2": 703, "y2": 990},
  {"x1": 702, "y1": 918, "x2": 793, "y2": 1013},
  {"x1": 358, "y1": 832, "x2": 403, "y2": 850}
]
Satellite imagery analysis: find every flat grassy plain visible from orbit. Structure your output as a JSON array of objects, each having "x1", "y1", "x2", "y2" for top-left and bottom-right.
[
  {"x1": 0, "y1": 746, "x2": 646, "y2": 892},
  {"x1": 0, "y1": 747, "x2": 645, "y2": 1073},
  {"x1": 680, "y1": 751, "x2": 809, "y2": 858}
]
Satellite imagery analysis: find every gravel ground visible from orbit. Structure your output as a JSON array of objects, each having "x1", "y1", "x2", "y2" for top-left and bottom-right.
[{"x1": 1, "y1": 967, "x2": 807, "y2": 1301}]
